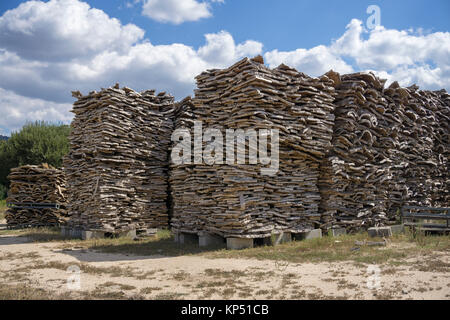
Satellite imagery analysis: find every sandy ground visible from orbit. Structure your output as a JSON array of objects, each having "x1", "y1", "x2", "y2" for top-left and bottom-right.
[{"x1": 0, "y1": 233, "x2": 449, "y2": 300}]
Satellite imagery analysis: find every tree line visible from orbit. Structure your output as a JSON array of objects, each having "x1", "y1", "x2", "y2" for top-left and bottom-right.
[{"x1": 0, "y1": 121, "x2": 70, "y2": 199}]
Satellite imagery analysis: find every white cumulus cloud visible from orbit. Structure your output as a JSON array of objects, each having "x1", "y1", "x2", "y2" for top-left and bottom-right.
[
  {"x1": 266, "y1": 18, "x2": 450, "y2": 90},
  {"x1": 265, "y1": 45, "x2": 353, "y2": 76},
  {"x1": 0, "y1": 0, "x2": 144, "y2": 61},
  {"x1": 0, "y1": 0, "x2": 264, "y2": 134},
  {"x1": 142, "y1": 0, "x2": 212, "y2": 24},
  {"x1": 0, "y1": 88, "x2": 72, "y2": 135},
  {"x1": 198, "y1": 31, "x2": 263, "y2": 66},
  {"x1": 0, "y1": 0, "x2": 449, "y2": 135}
]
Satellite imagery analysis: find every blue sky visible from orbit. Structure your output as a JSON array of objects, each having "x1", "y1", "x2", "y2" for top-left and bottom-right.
[
  {"x1": 2, "y1": 0, "x2": 449, "y2": 50},
  {"x1": 2, "y1": 0, "x2": 448, "y2": 51},
  {"x1": 0, "y1": 0, "x2": 449, "y2": 135}
]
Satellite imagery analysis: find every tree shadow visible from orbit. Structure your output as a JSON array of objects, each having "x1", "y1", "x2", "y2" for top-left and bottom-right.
[
  {"x1": 0, "y1": 227, "x2": 68, "y2": 245},
  {"x1": 58, "y1": 236, "x2": 227, "y2": 262},
  {"x1": 0, "y1": 228, "x2": 227, "y2": 262},
  {"x1": 0, "y1": 235, "x2": 33, "y2": 245}
]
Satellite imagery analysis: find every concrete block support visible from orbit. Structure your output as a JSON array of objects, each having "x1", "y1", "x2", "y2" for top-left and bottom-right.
[
  {"x1": 389, "y1": 224, "x2": 404, "y2": 235},
  {"x1": 330, "y1": 228, "x2": 347, "y2": 237},
  {"x1": 368, "y1": 226, "x2": 393, "y2": 238},
  {"x1": 81, "y1": 229, "x2": 136, "y2": 240},
  {"x1": 178, "y1": 233, "x2": 198, "y2": 245},
  {"x1": 272, "y1": 232, "x2": 292, "y2": 245},
  {"x1": 293, "y1": 229, "x2": 322, "y2": 241},
  {"x1": 61, "y1": 227, "x2": 82, "y2": 239},
  {"x1": 69, "y1": 228, "x2": 82, "y2": 238},
  {"x1": 69, "y1": 229, "x2": 82, "y2": 239},
  {"x1": 227, "y1": 238, "x2": 254, "y2": 250},
  {"x1": 118, "y1": 229, "x2": 136, "y2": 239},
  {"x1": 60, "y1": 226, "x2": 69, "y2": 237},
  {"x1": 61, "y1": 227, "x2": 137, "y2": 240},
  {"x1": 81, "y1": 230, "x2": 105, "y2": 240},
  {"x1": 199, "y1": 233, "x2": 225, "y2": 247},
  {"x1": 138, "y1": 228, "x2": 157, "y2": 237}
]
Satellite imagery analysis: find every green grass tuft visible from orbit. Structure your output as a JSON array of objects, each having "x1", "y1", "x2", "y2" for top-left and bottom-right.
[{"x1": 0, "y1": 199, "x2": 6, "y2": 221}]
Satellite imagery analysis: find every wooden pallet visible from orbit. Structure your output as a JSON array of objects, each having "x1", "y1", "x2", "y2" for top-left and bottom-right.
[{"x1": 401, "y1": 206, "x2": 450, "y2": 231}]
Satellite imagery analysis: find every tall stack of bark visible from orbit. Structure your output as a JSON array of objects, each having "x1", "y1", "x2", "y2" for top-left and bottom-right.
[
  {"x1": 170, "y1": 57, "x2": 336, "y2": 238},
  {"x1": 64, "y1": 84, "x2": 174, "y2": 234},
  {"x1": 169, "y1": 97, "x2": 199, "y2": 233},
  {"x1": 384, "y1": 83, "x2": 449, "y2": 209},
  {"x1": 433, "y1": 90, "x2": 450, "y2": 206},
  {"x1": 319, "y1": 73, "x2": 449, "y2": 231},
  {"x1": 318, "y1": 72, "x2": 393, "y2": 230},
  {"x1": 61, "y1": 58, "x2": 449, "y2": 236},
  {"x1": 5, "y1": 164, "x2": 67, "y2": 227}
]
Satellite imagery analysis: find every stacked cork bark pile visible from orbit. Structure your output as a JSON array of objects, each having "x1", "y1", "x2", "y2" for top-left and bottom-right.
[
  {"x1": 171, "y1": 59, "x2": 448, "y2": 236},
  {"x1": 5, "y1": 164, "x2": 67, "y2": 228},
  {"x1": 319, "y1": 73, "x2": 450, "y2": 231},
  {"x1": 384, "y1": 83, "x2": 449, "y2": 210},
  {"x1": 170, "y1": 56, "x2": 337, "y2": 238},
  {"x1": 56, "y1": 56, "x2": 448, "y2": 238},
  {"x1": 432, "y1": 90, "x2": 450, "y2": 206},
  {"x1": 169, "y1": 97, "x2": 199, "y2": 233},
  {"x1": 64, "y1": 84, "x2": 174, "y2": 234},
  {"x1": 318, "y1": 72, "x2": 394, "y2": 230}
]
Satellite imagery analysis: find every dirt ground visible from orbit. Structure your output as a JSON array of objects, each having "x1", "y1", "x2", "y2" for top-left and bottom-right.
[{"x1": 0, "y1": 231, "x2": 449, "y2": 300}]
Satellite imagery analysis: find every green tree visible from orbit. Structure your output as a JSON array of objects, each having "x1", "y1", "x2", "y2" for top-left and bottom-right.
[
  {"x1": 0, "y1": 183, "x2": 7, "y2": 200},
  {"x1": 0, "y1": 121, "x2": 70, "y2": 199}
]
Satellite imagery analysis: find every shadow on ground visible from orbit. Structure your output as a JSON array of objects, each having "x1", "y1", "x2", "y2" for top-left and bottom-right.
[
  {"x1": 58, "y1": 237, "x2": 226, "y2": 262},
  {"x1": 0, "y1": 235, "x2": 33, "y2": 245},
  {"x1": 0, "y1": 228, "x2": 67, "y2": 245},
  {"x1": 0, "y1": 227, "x2": 227, "y2": 262}
]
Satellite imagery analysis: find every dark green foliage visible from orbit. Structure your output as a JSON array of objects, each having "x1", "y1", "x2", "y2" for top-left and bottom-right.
[
  {"x1": 0, "y1": 121, "x2": 70, "y2": 198},
  {"x1": 0, "y1": 183, "x2": 7, "y2": 199}
]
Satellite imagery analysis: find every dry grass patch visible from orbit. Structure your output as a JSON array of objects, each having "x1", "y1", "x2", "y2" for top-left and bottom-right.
[
  {"x1": 140, "y1": 287, "x2": 162, "y2": 295},
  {"x1": 172, "y1": 270, "x2": 190, "y2": 281},
  {"x1": 414, "y1": 258, "x2": 450, "y2": 273},
  {"x1": 204, "y1": 268, "x2": 246, "y2": 278},
  {"x1": 0, "y1": 251, "x2": 41, "y2": 261},
  {"x1": 153, "y1": 292, "x2": 186, "y2": 300},
  {"x1": 205, "y1": 232, "x2": 450, "y2": 265},
  {"x1": 25, "y1": 260, "x2": 138, "y2": 278},
  {"x1": 255, "y1": 289, "x2": 270, "y2": 295},
  {"x1": 0, "y1": 283, "x2": 72, "y2": 300},
  {"x1": 222, "y1": 288, "x2": 236, "y2": 298},
  {"x1": 135, "y1": 270, "x2": 158, "y2": 280},
  {"x1": 98, "y1": 282, "x2": 136, "y2": 291},
  {"x1": 79, "y1": 288, "x2": 144, "y2": 300},
  {"x1": 200, "y1": 288, "x2": 217, "y2": 298}
]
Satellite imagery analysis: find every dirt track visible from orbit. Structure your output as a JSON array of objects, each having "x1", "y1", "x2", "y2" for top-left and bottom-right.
[{"x1": 0, "y1": 233, "x2": 449, "y2": 300}]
